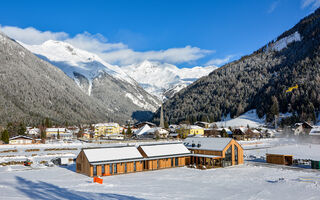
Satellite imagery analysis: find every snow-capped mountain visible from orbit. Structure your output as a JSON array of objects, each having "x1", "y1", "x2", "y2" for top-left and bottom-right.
[
  {"x1": 122, "y1": 60, "x2": 217, "y2": 98},
  {"x1": 21, "y1": 40, "x2": 160, "y2": 119}
]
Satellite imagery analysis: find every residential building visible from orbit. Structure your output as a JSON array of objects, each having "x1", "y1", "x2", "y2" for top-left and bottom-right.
[
  {"x1": 194, "y1": 121, "x2": 210, "y2": 128},
  {"x1": 177, "y1": 125, "x2": 204, "y2": 138},
  {"x1": 45, "y1": 128, "x2": 72, "y2": 140},
  {"x1": 94, "y1": 123, "x2": 120, "y2": 137},
  {"x1": 9, "y1": 135, "x2": 34, "y2": 144},
  {"x1": 294, "y1": 122, "x2": 313, "y2": 136}
]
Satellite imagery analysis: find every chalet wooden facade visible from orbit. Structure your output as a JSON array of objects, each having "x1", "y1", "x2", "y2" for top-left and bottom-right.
[
  {"x1": 184, "y1": 138, "x2": 244, "y2": 169},
  {"x1": 76, "y1": 143, "x2": 191, "y2": 177},
  {"x1": 137, "y1": 143, "x2": 191, "y2": 170},
  {"x1": 76, "y1": 146, "x2": 145, "y2": 177}
]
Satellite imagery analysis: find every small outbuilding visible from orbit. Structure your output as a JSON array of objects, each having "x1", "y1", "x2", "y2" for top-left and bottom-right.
[{"x1": 266, "y1": 154, "x2": 293, "y2": 165}]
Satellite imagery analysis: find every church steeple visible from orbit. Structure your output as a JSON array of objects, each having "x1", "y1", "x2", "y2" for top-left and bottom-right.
[{"x1": 160, "y1": 102, "x2": 164, "y2": 128}]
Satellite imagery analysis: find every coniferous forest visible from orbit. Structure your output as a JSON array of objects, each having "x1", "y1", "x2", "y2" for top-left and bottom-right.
[{"x1": 154, "y1": 8, "x2": 320, "y2": 125}]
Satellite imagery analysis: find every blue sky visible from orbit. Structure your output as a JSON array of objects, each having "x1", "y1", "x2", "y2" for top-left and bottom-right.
[{"x1": 0, "y1": 0, "x2": 319, "y2": 67}]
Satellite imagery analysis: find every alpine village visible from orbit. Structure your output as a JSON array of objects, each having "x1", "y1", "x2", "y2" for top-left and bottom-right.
[{"x1": 1, "y1": 2, "x2": 320, "y2": 200}]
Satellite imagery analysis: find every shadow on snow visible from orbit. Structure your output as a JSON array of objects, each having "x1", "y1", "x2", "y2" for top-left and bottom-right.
[{"x1": 14, "y1": 176, "x2": 144, "y2": 200}]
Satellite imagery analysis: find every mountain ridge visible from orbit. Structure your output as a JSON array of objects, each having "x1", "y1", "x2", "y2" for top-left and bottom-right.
[{"x1": 155, "y1": 7, "x2": 320, "y2": 125}]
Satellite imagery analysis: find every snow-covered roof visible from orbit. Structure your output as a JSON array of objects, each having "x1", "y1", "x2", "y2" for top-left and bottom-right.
[
  {"x1": 139, "y1": 143, "x2": 190, "y2": 158},
  {"x1": 46, "y1": 128, "x2": 66, "y2": 132},
  {"x1": 184, "y1": 138, "x2": 233, "y2": 151},
  {"x1": 94, "y1": 123, "x2": 119, "y2": 128},
  {"x1": 83, "y1": 146, "x2": 143, "y2": 163},
  {"x1": 310, "y1": 126, "x2": 320, "y2": 136},
  {"x1": 135, "y1": 124, "x2": 152, "y2": 136},
  {"x1": 9, "y1": 135, "x2": 33, "y2": 140}
]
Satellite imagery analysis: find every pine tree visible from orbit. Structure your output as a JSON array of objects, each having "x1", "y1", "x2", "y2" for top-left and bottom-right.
[
  {"x1": 40, "y1": 129, "x2": 46, "y2": 140},
  {"x1": 221, "y1": 129, "x2": 228, "y2": 138},
  {"x1": 57, "y1": 129, "x2": 60, "y2": 140},
  {"x1": 126, "y1": 124, "x2": 132, "y2": 136},
  {"x1": 1, "y1": 130, "x2": 9, "y2": 144},
  {"x1": 270, "y1": 96, "x2": 279, "y2": 116},
  {"x1": 164, "y1": 121, "x2": 169, "y2": 129},
  {"x1": 18, "y1": 122, "x2": 26, "y2": 135}
]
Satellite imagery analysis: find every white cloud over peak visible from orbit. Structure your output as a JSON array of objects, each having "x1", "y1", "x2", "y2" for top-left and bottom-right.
[
  {"x1": 100, "y1": 46, "x2": 212, "y2": 65},
  {"x1": 301, "y1": 0, "x2": 320, "y2": 9},
  {"x1": 206, "y1": 55, "x2": 235, "y2": 66},
  {"x1": 0, "y1": 25, "x2": 212, "y2": 66},
  {"x1": 0, "y1": 25, "x2": 68, "y2": 44}
]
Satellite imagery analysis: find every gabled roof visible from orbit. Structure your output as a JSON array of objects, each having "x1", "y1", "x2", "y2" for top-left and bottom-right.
[
  {"x1": 83, "y1": 146, "x2": 143, "y2": 163},
  {"x1": 9, "y1": 135, "x2": 33, "y2": 140},
  {"x1": 135, "y1": 124, "x2": 152, "y2": 136},
  {"x1": 183, "y1": 137, "x2": 232, "y2": 151},
  {"x1": 139, "y1": 143, "x2": 190, "y2": 158}
]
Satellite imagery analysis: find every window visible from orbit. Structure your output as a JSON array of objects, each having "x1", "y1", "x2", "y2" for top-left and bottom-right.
[
  {"x1": 223, "y1": 146, "x2": 232, "y2": 167},
  {"x1": 114, "y1": 164, "x2": 117, "y2": 174},
  {"x1": 171, "y1": 158, "x2": 174, "y2": 167},
  {"x1": 234, "y1": 145, "x2": 238, "y2": 165},
  {"x1": 125, "y1": 163, "x2": 127, "y2": 173},
  {"x1": 175, "y1": 158, "x2": 179, "y2": 166},
  {"x1": 110, "y1": 164, "x2": 113, "y2": 174},
  {"x1": 134, "y1": 161, "x2": 136, "y2": 172},
  {"x1": 93, "y1": 165, "x2": 97, "y2": 176},
  {"x1": 113, "y1": 164, "x2": 118, "y2": 174},
  {"x1": 102, "y1": 164, "x2": 105, "y2": 174},
  {"x1": 157, "y1": 160, "x2": 159, "y2": 169}
]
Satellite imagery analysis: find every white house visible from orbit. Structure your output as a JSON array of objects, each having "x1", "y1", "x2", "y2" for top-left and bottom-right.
[{"x1": 9, "y1": 135, "x2": 34, "y2": 144}]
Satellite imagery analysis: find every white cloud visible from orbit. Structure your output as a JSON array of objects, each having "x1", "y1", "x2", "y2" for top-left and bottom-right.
[
  {"x1": 0, "y1": 25, "x2": 212, "y2": 66},
  {"x1": 301, "y1": 0, "x2": 320, "y2": 9},
  {"x1": 0, "y1": 25, "x2": 68, "y2": 44},
  {"x1": 65, "y1": 32, "x2": 126, "y2": 53},
  {"x1": 206, "y1": 55, "x2": 235, "y2": 66},
  {"x1": 99, "y1": 46, "x2": 212, "y2": 65}
]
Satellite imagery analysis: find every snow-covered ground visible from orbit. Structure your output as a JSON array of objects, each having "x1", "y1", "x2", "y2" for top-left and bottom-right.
[
  {"x1": 214, "y1": 110, "x2": 265, "y2": 128},
  {"x1": 0, "y1": 164, "x2": 319, "y2": 199},
  {"x1": 245, "y1": 143, "x2": 320, "y2": 161}
]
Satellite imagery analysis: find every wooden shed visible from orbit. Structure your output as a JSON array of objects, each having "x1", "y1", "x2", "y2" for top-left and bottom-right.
[
  {"x1": 76, "y1": 146, "x2": 145, "y2": 177},
  {"x1": 137, "y1": 143, "x2": 191, "y2": 170},
  {"x1": 184, "y1": 137, "x2": 244, "y2": 168},
  {"x1": 266, "y1": 154, "x2": 293, "y2": 165}
]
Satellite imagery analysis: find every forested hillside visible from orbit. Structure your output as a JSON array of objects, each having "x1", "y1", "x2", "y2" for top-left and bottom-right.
[
  {"x1": 155, "y1": 7, "x2": 320, "y2": 125},
  {"x1": 0, "y1": 32, "x2": 124, "y2": 125}
]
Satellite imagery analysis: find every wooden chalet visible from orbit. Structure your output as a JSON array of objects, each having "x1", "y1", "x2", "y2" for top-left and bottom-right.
[
  {"x1": 76, "y1": 143, "x2": 191, "y2": 177},
  {"x1": 232, "y1": 128, "x2": 246, "y2": 140},
  {"x1": 294, "y1": 122, "x2": 313, "y2": 136},
  {"x1": 184, "y1": 138, "x2": 244, "y2": 169}
]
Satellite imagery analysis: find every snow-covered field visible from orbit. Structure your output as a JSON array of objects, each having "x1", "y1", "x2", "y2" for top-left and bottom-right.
[
  {"x1": 0, "y1": 164, "x2": 319, "y2": 200},
  {"x1": 214, "y1": 110, "x2": 265, "y2": 128},
  {"x1": 245, "y1": 143, "x2": 320, "y2": 161}
]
